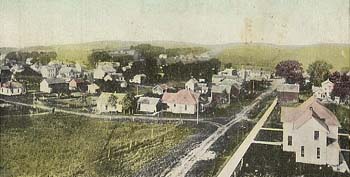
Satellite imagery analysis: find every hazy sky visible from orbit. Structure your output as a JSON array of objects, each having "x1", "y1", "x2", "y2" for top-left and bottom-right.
[{"x1": 0, "y1": 0, "x2": 349, "y2": 47}]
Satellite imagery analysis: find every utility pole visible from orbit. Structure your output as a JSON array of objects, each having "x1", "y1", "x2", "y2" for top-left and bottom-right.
[
  {"x1": 136, "y1": 85, "x2": 139, "y2": 95},
  {"x1": 196, "y1": 99, "x2": 199, "y2": 124}
]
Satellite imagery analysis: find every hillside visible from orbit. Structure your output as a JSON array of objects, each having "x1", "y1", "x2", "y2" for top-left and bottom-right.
[
  {"x1": 19, "y1": 40, "x2": 203, "y2": 66},
  {"x1": 217, "y1": 44, "x2": 350, "y2": 71}
]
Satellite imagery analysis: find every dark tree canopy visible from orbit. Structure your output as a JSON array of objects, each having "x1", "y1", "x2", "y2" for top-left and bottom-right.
[
  {"x1": 307, "y1": 60, "x2": 332, "y2": 86},
  {"x1": 88, "y1": 51, "x2": 112, "y2": 67},
  {"x1": 275, "y1": 60, "x2": 304, "y2": 84},
  {"x1": 329, "y1": 72, "x2": 350, "y2": 102}
]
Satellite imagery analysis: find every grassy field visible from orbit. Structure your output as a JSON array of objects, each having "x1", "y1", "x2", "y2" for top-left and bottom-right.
[
  {"x1": 21, "y1": 40, "x2": 204, "y2": 67},
  {"x1": 0, "y1": 112, "x2": 193, "y2": 177},
  {"x1": 218, "y1": 43, "x2": 350, "y2": 71}
]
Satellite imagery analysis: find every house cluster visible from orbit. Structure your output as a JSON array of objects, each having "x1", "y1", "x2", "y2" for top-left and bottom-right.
[
  {"x1": 109, "y1": 48, "x2": 140, "y2": 61},
  {"x1": 0, "y1": 62, "x2": 26, "y2": 96},
  {"x1": 312, "y1": 79, "x2": 342, "y2": 104},
  {"x1": 281, "y1": 96, "x2": 349, "y2": 173},
  {"x1": 95, "y1": 67, "x2": 270, "y2": 115},
  {"x1": 158, "y1": 52, "x2": 211, "y2": 64}
]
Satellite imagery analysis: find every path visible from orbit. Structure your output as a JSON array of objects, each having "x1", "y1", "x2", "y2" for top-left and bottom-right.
[
  {"x1": 163, "y1": 88, "x2": 277, "y2": 177},
  {"x1": 0, "y1": 98, "x2": 219, "y2": 126},
  {"x1": 217, "y1": 98, "x2": 277, "y2": 177}
]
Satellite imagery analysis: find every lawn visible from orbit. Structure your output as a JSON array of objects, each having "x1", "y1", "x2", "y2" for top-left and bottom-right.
[
  {"x1": 238, "y1": 144, "x2": 349, "y2": 177},
  {"x1": 0, "y1": 112, "x2": 194, "y2": 177},
  {"x1": 218, "y1": 43, "x2": 350, "y2": 71}
]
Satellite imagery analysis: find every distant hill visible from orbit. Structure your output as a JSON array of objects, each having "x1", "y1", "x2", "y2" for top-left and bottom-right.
[
  {"x1": 4, "y1": 41, "x2": 349, "y2": 71},
  {"x1": 217, "y1": 43, "x2": 350, "y2": 71},
  {"x1": 19, "y1": 40, "x2": 204, "y2": 66}
]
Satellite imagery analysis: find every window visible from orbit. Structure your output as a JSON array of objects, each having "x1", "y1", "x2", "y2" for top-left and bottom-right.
[
  {"x1": 185, "y1": 105, "x2": 187, "y2": 111},
  {"x1": 314, "y1": 131, "x2": 319, "y2": 140},
  {"x1": 288, "y1": 136, "x2": 292, "y2": 146},
  {"x1": 174, "y1": 104, "x2": 176, "y2": 107},
  {"x1": 301, "y1": 146, "x2": 304, "y2": 157},
  {"x1": 317, "y1": 147, "x2": 320, "y2": 159}
]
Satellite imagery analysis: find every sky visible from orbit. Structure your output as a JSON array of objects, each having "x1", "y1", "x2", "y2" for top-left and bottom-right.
[{"x1": 0, "y1": 0, "x2": 349, "y2": 47}]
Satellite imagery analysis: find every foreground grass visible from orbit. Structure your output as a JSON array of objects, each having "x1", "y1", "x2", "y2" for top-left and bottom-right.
[{"x1": 0, "y1": 113, "x2": 193, "y2": 177}]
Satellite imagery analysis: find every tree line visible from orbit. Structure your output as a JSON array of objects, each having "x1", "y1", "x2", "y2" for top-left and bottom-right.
[
  {"x1": 5, "y1": 51, "x2": 57, "y2": 65},
  {"x1": 275, "y1": 60, "x2": 350, "y2": 102}
]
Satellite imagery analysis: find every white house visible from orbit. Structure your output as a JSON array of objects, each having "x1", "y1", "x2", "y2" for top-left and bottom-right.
[
  {"x1": 281, "y1": 96, "x2": 348, "y2": 172},
  {"x1": 159, "y1": 54, "x2": 168, "y2": 59},
  {"x1": 162, "y1": 89, "x2": 200, "y2": 114},
  {"x1": 96, "y1": 92, "x2": 126, "y2": 113},
  {"x1": 58, "y1": 66, "x2": 81, "y2": 79},
  {"x1": 40, "y1": 78, "x2": 69, "y2": 93},
  {"x1": 185, "y1": 78, "x2": 209, "y2": 94},
  {"x1": 40, "y1": 65, "x2": 59, "y2": 78},
  {"x1": 103, "y1": 73, "x2": 125, "y2": 82},
  {"x1": 312, "y1": 79, "x2": 335, "y2": 102},
  {"x1": 152, "y1": 84, "x2": 171, "y2": 95},
  {"x1": 185, "y1": 78, "x2": 199, "y2": 91},
  {"x1": 137, "y1": 97, "x2": 160, "y2": 113},
  {"x1": 93, "y1": 63, "x2": 117, "y2": 79},
  {"x1": 87, "y1": 83, "x2": 100, "y2": 94},
  {"x1": 0, "y1": 81, "x2": 26, "y2": 96},
  {"x1": 129, "y1": 74, "x2": 146, "y2": 84}
]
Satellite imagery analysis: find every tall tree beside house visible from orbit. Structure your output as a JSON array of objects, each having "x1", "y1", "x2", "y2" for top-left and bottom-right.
[
  {"x1": 88, "y1": 51, "x2": 112, "y2": 67},
  {"x1": 275, "y1": 60, "x2": 304, "y2": 84},
  {"x1": 330, "y1": 72, "x2": 350, "y2": 103},
  {"x1": 122, "y1": 92, "x2": 136, "y2": 114},
  {"x1": 108, "y1": 94, "x2": 119, "y2": 108},
  {"x1": 307, "y1": 60, "x2": 333, "y2": 86}
]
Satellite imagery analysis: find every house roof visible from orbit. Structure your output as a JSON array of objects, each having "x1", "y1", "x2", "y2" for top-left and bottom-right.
[
  {"x1": 138, "y1": 97, "x2": 160, "y2": 105},
  {"x1": 162, "y1": 89, "x2": 199, "y2": 105},
  {"x1": 321, "y1": 79, "x2": 334, "y2": 86},
  {"x1": 70, "y1": 78, "x2": 88, "y2": 84},
  {"x1": 186, "y1": 78, "x2": 198, "y2": 85},
  {"x1": 211, "y1": 85, "x2": 230, "y2": 93},
  {"x1": 97, "y1": 64, "x2": 116, "y2": 73},
  {"x1": 154, "y1": 84, "x2": 170, "y2": 90},
  {"x1": 1, "y1": 81, "x2": 24, "y2": 88},
  {"x1": 281, "y1": 96, "x2": 340, "y2": 129},
  {"x1": 43, "y1": 78, "x2": 67, "y2": 85},
  {"x1": 277, "y1": 84, "x2": 300, "y2": 93},
  {"x1": 97, "y1": 92, "x2": 127, "y2": 105}
]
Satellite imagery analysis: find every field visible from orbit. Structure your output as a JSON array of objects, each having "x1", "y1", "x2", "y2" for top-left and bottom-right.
[
  {"x1": 0, "y1": 111, "x2": 194, "y2": 177},
  {"x1": 218, "y1": 43, "x2": 350, "y2": 71},
  {"x1": 21, "y1": 40, "x2": 204, "y2": 67}
]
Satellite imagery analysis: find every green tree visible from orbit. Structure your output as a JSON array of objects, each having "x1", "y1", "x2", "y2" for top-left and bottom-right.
[
  {"x1": 122, "y1": 93, "x2": 136, "y2": 114},
  {"x1": 108, "y1": 94, "x2": 118, "y2": 108},
  {"x1": 275, "y1": 60, "x2": 304, "y2": 84},
  {"x1": 307, "y1": 60, "x2": 332, "y2": 86}
]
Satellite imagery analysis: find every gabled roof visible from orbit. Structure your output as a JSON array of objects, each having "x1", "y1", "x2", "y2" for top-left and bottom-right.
[
  {"x1": 1, "y1": 81, "x2": 24, "y2": 88},
  {"x1": 162, "y1": 89, "x2": 199, "y2": 105},
  {"x1": 321, "y1": 79, "x2": 334, "y2": 86},
  {"x1": 186, "y1": 78, "x2": 198, "y2": 85},
  {"x1": 138, "y1": 97, "x2": 160, "y2": 105},
  {"x1": 281, "y1": 96, "x2": 340, "y2": 129},
  {"x1": 154, "y1": 84, "x2": 170, "y2": 90},
  {"x1": 43, "y1": 78, "x2": 67, "y2": 85},
  {"x1": 277, "y1": 84, "x2": 300, "y2": 93}
]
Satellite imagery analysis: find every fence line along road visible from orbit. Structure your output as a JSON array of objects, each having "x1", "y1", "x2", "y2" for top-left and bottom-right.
[{"x1": 217, "y1": 98, "x2": 278, "y2": 177}]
